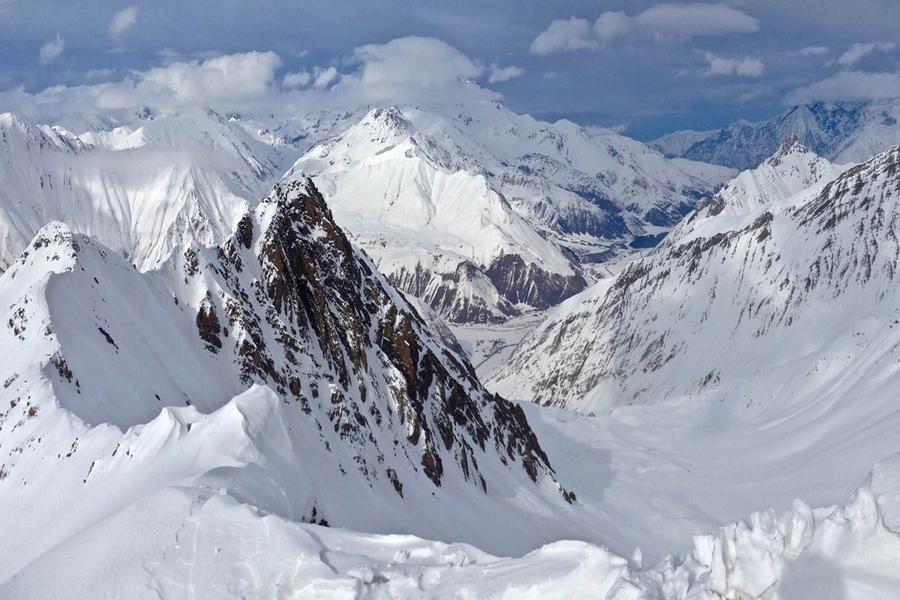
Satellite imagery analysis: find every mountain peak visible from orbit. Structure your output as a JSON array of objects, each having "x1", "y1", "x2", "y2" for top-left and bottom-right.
[
  {"x1": 667, "y1": 131, "x2": 843, "y2": 244},
  {"x1": 771, "y1": 134, "x2": 809, "y2": 158},
  {"x1": 14, "y1": 222, "x2": 81, "y2": 270},
  {"x1": 0, "y1": 112, "x2": 32, "y2": 130},
  {"x1": 763, "y1": 134, "x2": 821, "y2": 171},
  {"x1": 360, "y1": 106, "x2": 413, "y2": 135},
  {"x1": 0, "y1": 113, "x2": 53, "y2": 146}
]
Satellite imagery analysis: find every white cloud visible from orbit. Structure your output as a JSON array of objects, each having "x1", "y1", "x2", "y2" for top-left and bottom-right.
[
  {"x1": 1, "y1": 37, "x2": 508, "y2": 121},
  {"x1": 530, "y1": 18, "x2": 597, "y2": 55},
  {"x1": 796, "y1": 46, "x2": 830, "y2": 57},
  {"x1": 312, "y1": 66, "x2": 338, "y2": 89},
  {"x1": 593, "y1": 12, "x2": 631, "y2": 45},
  {"x1": 837, "y1": 42, "x2": 896, "y2": 67},
  {"x1": 787, "y1": 70, "x2": 900, "y2": 104},
  {"x1": 532, "y1": 3, "x2": 758, "y2": 54},
  {"x1": 352, "y1": 36, "x2": 483, "y2": 88},
  {"x1": 91, "y1": 51, "x2": 283, "y2": 109},
  {"x1": 331, "y1": 36, "x2": 508, "y2": 110},
  {"x1": 488, "y1": 64, "x2": 524, "y2": 84},
  {"x1": 109, "y1": 6, "x2": 139, "y2": 43},
  {"x1": 39, "y1": 35, "x2": 65, "y2": 65},
  {"x1": 605, "y1": 3, "x2": 759, "y2": 44},
  {"x1": 282, "y1": 71, "x2": 312, "y2": 89},
  {"x1": 704, "y1": 52, "x2": 765, "y2": 78}
]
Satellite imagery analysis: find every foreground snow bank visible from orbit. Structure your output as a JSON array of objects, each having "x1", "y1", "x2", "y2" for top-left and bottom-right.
[{"x1": 5, "y1": 450, "x2": 900, "y2": 599}]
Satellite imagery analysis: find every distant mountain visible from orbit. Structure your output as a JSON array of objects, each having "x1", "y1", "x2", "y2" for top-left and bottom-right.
[
  {"x1": 670, "y1": 137, "x2": 846, "y2": 243},
  {"x1": 423, "y1": 102, "x2": 734, "y2": 247},
  {"x1": 653, "y1": 99, "x2": 900, "y2": 170},
  {"x1": 291, "y1": 104, "x2": 732, "y2": 322},
  {"x1": 292, "y1": 107, "x2": 587, "y2": 323},
  {"x1": 0, "y1": 108, "x2": 304, "y2": 272},
  {"x1": 1, "y1": 101, "x2": 730, "y2": 325}
]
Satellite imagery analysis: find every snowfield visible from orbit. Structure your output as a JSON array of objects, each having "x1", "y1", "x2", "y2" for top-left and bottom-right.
[
  {"x1": 1, "y1": 98, "x2": 900, "y2": 599},
  {"x1": 3, "y1": 407, "x2": 900, "y2": 599}
]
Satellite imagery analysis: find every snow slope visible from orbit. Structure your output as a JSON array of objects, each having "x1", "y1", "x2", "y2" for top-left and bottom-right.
[
  {"x1": 484, "y1": 147, "x2": 900, "y2": 565},
  {"x1": 654, "y1": 99, "x2": 900, "y2": 170},
  {"x1": 0, "y1": 108, "x2": 302, "y2": 272},
  {"x1": 493, "y1": 145, "x2": 900, "y2": 410},
  {"x1": 0, "y1": 178, "x2": 588, "y2": 586},
  {"x1": 3, "y1": 418, "x2": 899, "y2": 598}
]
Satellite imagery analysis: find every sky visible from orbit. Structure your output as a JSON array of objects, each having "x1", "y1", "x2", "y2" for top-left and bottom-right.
[{"x1": 1, "y1": 0, "x2": 899, "y2": 139}]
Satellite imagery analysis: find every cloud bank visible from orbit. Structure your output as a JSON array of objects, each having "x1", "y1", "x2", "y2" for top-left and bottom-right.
[
  {"x1": 530, "y1": 18, "x2": 597, "y2": 55},
  {"x1": 787, "y1": 70, "x2": 900, "y2": 104},
  {"x1": 531, "y1": 3, "x2": 759, "y2": 55},
  {"x1": 488, "y1": 64, "x2": 524, "y2": 84},
  {"x1": 0, "y1": 36, "x2": 516, "y2": 122}
]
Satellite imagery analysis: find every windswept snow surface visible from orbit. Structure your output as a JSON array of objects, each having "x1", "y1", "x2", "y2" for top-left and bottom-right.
[{"x1": 3, "y1": 414, "x2": 900, "y2": 599}]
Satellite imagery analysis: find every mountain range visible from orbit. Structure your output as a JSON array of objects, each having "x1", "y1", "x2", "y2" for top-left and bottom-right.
[
  {"x1": 2, "y1": 94, "x2": 900, "y2": 598},
  {"x1": 653, "y1": 98, "x2": 900, "y2": 170},
  {"x1": 0, "y1": 102, "x2": 732, "y2": 324}
]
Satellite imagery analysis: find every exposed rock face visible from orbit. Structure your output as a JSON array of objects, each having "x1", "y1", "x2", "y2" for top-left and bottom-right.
[
  {"x1": 486, "y1": 254, "x2": 588, "y2": 310},
  {"x1": 186, "y1": 178, "x2": 560, "y2": 489},
  {"x1": 195, "y1": 293, "x2": 222, "y2": 352},
  {"x1": 386, "y1": 257, "x2": 588, "y2": 323},
  {"x1": 388, "y1": 262, "x2": 520, "y2": 324},
  {"x1": 9, "y1": 177, "x2": 560, "y2": 500}
]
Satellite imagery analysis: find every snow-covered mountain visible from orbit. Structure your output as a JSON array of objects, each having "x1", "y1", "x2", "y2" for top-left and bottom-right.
[
  {"x1": 3, "y1": 172, "x2": 899, "y2": 599},
  {"x1": 6, "y1": 90, "x2": 900, "y2": 598},
  {"x1": 0, "y1": 176, "x2": 589, "y2": 585},
  {"x1": 492, "y1": 145, "x2": 900, "y2": 413},
  {"x1": 290, "y1": 104, "x2": 732, "y2": 322},
  {"x1": 0, "y1": 108, "x2": 303, "y2": 272},
  {"x1": 291, "y1": 107, "x2": 587, "y2": 323},
  {"x1": 670, "y1": 137, "x2": 847, "y2": 243},
  {"x1": 653, "y1": 99, "x2": 900, "y2": 170},
  {"x1": 427, "y1": 102, "x2": 734, "y2": 240},
  {"x1": 0, "y1": 101, "x2": 730, "y2": 324},
  {"x1": 480, "y1": 146, "x2": 900, "y2": 590}
]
